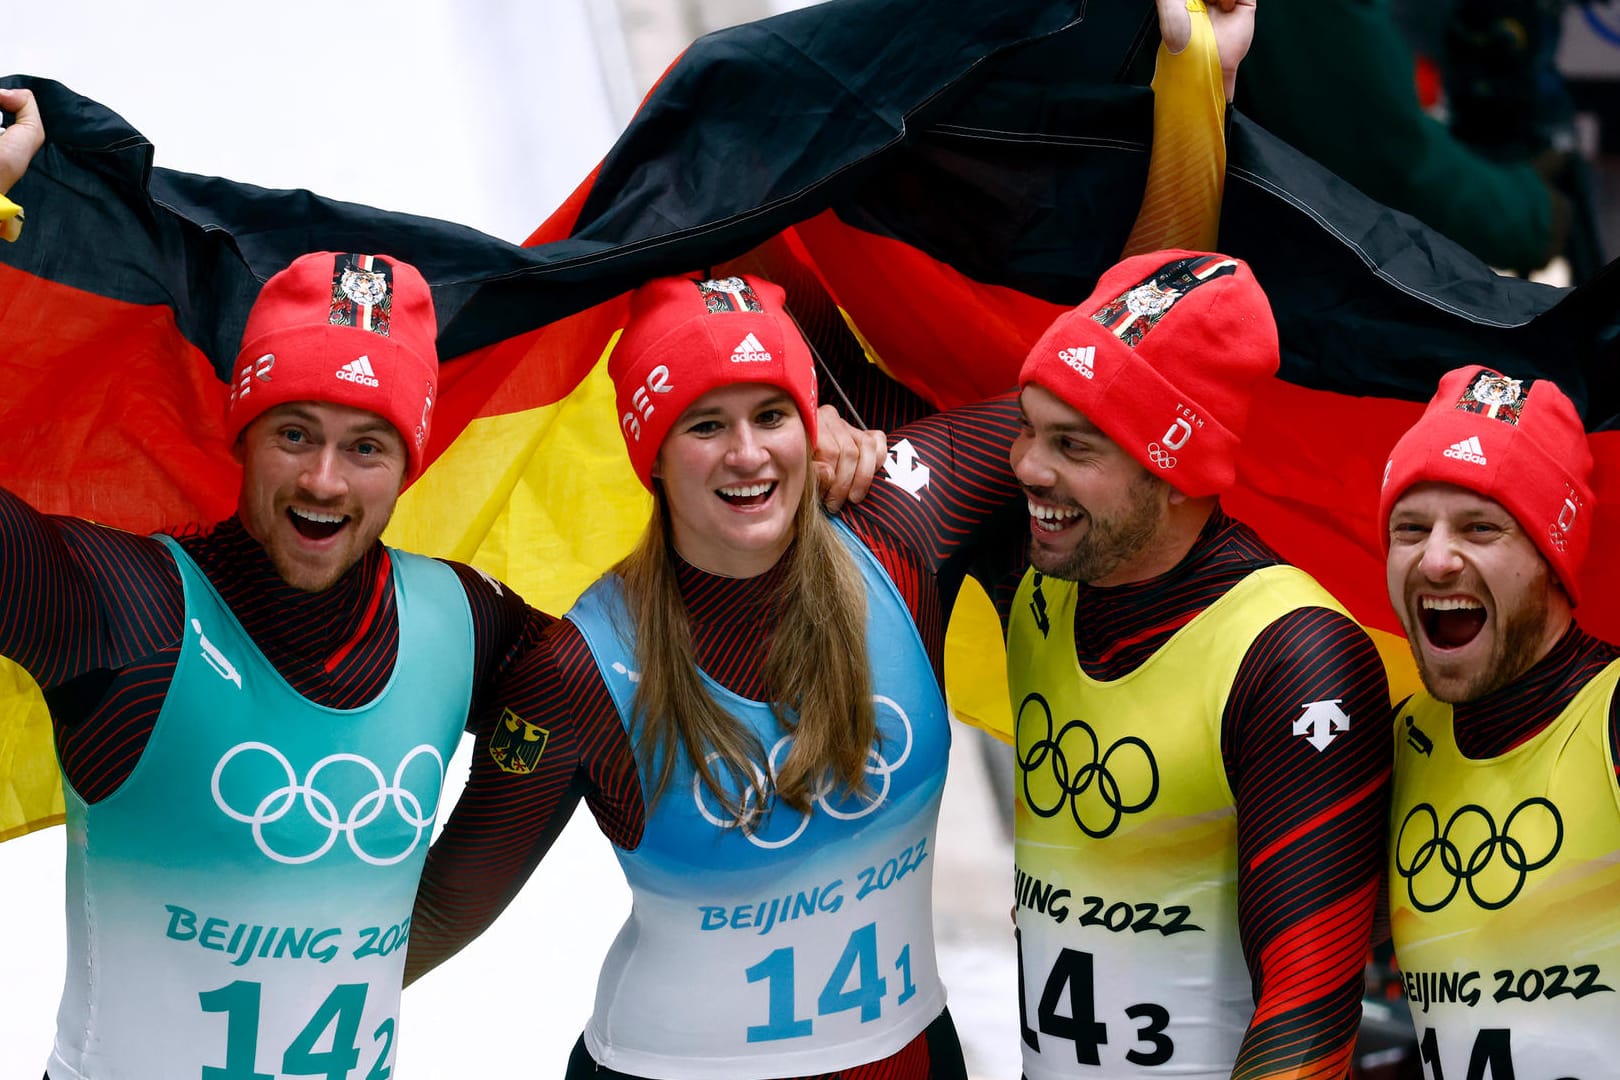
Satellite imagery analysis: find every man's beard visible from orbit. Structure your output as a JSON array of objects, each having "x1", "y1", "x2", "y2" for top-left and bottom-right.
[
  {"x1": 1032, "y1": 473, "x2": 1164, "y2": 585},
  {"x1": 1417, "y1": 586, "x2": 1554, "y2": 704}
]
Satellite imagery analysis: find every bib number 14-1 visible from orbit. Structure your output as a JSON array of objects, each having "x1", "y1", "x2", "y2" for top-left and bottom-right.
[{"x1": 744, "y1": 921, "x2": 918, "y2": 1042}]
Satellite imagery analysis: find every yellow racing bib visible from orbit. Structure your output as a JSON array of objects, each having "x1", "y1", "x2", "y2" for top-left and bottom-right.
[
  {"x1": 1008, "y1": 564, "x2": 1346, "y2": 1078},
  {"x1": 1391, "y1": 661, "x2": 1620, "y2": 1080}
]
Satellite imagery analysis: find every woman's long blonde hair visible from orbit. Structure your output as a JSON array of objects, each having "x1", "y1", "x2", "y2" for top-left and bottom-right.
[{"x1": 615, "y1": 447, "x2": 876, "y2": 827}]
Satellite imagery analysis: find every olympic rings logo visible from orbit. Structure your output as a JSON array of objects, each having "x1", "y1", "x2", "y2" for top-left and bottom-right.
[
  {"x1": 211, "y1": 742, "x2": 446, "y2": 867},
  {"x1": 1394, "y1": 798, "x2": 1562, "y2": 912},
  {"x1": 694, "y1": 694, "x2": 914, "y2": 849},
  {"x1": 1146, "y1": 443, "x2": 1177, "y2": 470},
  {"x1": 1015, "y1": 693, "x2": 1158, "y2": 839}
]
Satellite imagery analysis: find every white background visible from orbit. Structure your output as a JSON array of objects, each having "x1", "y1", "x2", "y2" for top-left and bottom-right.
[
  {"x1": 8, "y1": 1, "x2": 639, "y2": 242},
  {"x1": 1, "y1": 3, "x2": 1021, "y2": 1076}
]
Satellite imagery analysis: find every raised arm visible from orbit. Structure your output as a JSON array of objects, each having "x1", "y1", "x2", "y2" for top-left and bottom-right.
[
  {"x1": 1225, "y1": 607, "x2": 1390, "y2": 1079},
  {"x1": 0, "y1": 85, "x2": 44, "y2": 240},
  {"x1": 0, "y1": 486, "x2": 181, "y2": 694},
  {"x1": 1157, "y1": 0, "x2": 1255, "y2": 100},
  {"x1": 1126, "y1": 0, "x2": 1256, "y2": 256},
  {"x1": 0, "y1": 93, "x2": 182, "y2": 688}
]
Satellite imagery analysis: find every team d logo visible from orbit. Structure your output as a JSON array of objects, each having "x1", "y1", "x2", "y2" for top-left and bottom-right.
[
  {"x1": 1549, "y1": 484, "x2": 1583, "y2": 553},
  {"x1": 489, "y1": 708, "x2": 550, "y2": 775}
]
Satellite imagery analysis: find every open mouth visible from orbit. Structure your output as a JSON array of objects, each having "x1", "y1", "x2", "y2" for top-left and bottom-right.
[
  {"x1": 1419, "y1": 596, "x2": 1486, "y2": 650},
  {"x1": 718, "y1": 481, "x2": 776, "y2": 508},
  {"x1": 1029, "y1": 499, "x2": 1082, "y2": 534},
  {"x1": 288, "y1": 506, "x2": 348, "y2": 541}
]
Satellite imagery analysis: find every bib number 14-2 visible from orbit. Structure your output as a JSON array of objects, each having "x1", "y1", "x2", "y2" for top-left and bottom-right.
[{"x1": 200, "y1": 980, "x2": 394, "y2": 1080}]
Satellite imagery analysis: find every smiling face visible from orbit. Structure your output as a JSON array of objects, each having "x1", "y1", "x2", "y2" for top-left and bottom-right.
[
  {"x1": 1010, "y1": 383, "x2": 1176, "y2": 586},
  {"x1": 1385, "y1": 481, "x2": 1572, "y2": 704},
  {"x1": 234, "y1": 401, "x2": 408, "y2": 592},
  {"x1": 654, "y1": 382, "x2": 809, "y2": 578}
]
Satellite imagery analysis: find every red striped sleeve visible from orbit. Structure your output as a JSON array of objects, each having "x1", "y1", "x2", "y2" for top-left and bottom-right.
[
  {"x1": 1225, "y1": 607, "x2": 1390, "y2": 1080},
  {"x1": 844, "y1": 393, "x2": 1025, "y2": 597},
  {"x1": 0, "y1": 487, "x2": 180, "y2": 689}
]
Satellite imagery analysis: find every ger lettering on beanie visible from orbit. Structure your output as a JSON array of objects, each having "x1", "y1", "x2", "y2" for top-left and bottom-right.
[
  {"x1": 1379, "y1": 365, "x2": 1594, "y2": 604},
  {"x1": 225, "y1": 252, "x2": 440, "y2": 482},
  {"x1": 1017, "y1": 250, "x2": 1279, "y2": 498},
  {"x1": 609, "y1": 274, "x2": 819, "y2": 490}
]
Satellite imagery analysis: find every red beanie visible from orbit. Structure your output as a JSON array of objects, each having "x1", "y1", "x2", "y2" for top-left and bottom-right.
[
  {"x1": 225, "y1": 252, "x2": 439, "y2": 482},
  {"x1": 609, "y1": 274, "x2": 819, "y2": 490},
  {"x1": 1379, "y1": 365, "x2": 1594, "y2": 604},
  {"x1": 1017, "y1": 250, "x2": 1278, "y2": 497}
]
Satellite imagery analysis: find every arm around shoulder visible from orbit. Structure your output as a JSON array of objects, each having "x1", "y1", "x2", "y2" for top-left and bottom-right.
[{"x1": 406, "y1": 618, "x2": 640, "y2": 985}]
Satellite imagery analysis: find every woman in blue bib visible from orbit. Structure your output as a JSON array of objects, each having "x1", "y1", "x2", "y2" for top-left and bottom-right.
[
  {"x1": 409, "y1": 270, "x2": 1029, "y2": 1079},
  {"x1": 563, "y1": 273, "x2": 973, "y2": 1079}
]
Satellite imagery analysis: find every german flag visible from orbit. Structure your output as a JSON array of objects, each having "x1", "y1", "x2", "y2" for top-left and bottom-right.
[{"x1": 3, "y1": 0, "x2": 1616, "y2": 840}]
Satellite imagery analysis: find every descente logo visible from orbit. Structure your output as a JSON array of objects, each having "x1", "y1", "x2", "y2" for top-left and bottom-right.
[{"x1": 336, "y1": 355, "x2": 380, "y2": 388}]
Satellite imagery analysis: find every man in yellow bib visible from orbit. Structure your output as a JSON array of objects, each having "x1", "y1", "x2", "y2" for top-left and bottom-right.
[
  {"x1": 1381, "y1": 365, "x2": 1619, "y2": 1080},
  {"x1": 1006, "y1": 250, "x2": 1391, "y2": 1079}
]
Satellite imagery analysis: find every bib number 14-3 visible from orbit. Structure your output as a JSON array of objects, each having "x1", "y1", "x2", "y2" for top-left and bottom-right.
[{"x1": 1016, "y1": 930, "x2": 1173, "y2": 1068}]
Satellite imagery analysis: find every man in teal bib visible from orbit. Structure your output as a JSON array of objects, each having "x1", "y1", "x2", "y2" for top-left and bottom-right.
[
  {"x1": 0, "y1": 132, "x2": 558, "y2": 1075},
  {"x1": 20, "y1": 246, "x2": 516, "y2": 1080}
]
